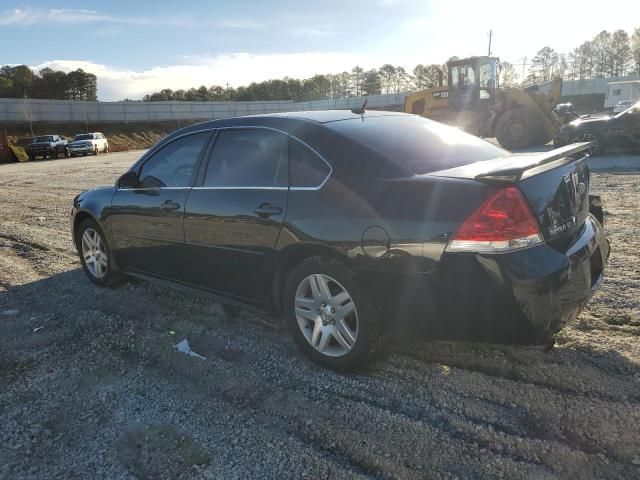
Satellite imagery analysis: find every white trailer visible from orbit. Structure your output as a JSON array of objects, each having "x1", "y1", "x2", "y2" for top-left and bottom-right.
[{"x1": 604, "y1": 80, "x2": 640, "y2": 110}]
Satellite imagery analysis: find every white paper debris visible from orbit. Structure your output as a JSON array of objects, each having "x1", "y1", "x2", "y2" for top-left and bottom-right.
[{"x1": 174, "y1": 339, "x2": 206, "y2": 360}]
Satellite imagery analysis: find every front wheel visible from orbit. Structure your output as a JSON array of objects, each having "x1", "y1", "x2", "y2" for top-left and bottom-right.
[
  {"x1": 103, "y1": 144, "x2": 109, "y2": 154},
  {"x1": 76, "y1": 219, "x2": 125, "y2": 286},
  {"x1": 495, "y1": 107, "x2": 535, "y2": 150},
  {"x1": 570, "y1": 131, "x2": 602, "y2": 156},
  {"x1": 284, "y1": 257, "x2": 386, "y2": 371}
]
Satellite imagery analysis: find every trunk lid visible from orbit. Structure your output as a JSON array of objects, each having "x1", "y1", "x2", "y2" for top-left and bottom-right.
[{"x1": 430, "y1": 143, "x2": 591, "y2": 247}]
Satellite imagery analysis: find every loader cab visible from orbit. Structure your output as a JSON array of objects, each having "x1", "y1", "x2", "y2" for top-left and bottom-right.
[{"x1": 448, "y1": 56, "x2": 499, "y2": 112}]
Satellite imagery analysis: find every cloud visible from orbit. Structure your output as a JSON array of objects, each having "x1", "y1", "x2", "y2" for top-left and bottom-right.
[
  {"x1": 31, "y1": 52, "x2": 387, "y2": 100},
  {"x1": 0, "y1": 7, "x2": 189, "y2": 26}
]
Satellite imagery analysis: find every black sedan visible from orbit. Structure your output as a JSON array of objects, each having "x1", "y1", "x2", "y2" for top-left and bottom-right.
[
  {"x1": 71, "y1": 111, "x2": 609, "y2": 370},
  {"x1": 554, "y1": 101, "x2": 640, "y2": 155}
]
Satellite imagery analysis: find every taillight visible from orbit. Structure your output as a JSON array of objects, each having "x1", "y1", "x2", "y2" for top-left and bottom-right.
[{"x1": 446, "y1": 186, "x2": 543, "y2": 253}]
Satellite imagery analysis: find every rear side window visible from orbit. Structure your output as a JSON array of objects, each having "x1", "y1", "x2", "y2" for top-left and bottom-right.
[
  {"x1": 327, "y1": 115, "x2": 507, "y2": 174},
  {"x1": 289, "y1": 138, "x2": 331, "y2": 188},
  {"x1": 138, "y1": 132, "x2": 209, "y2": 188},
  {"x1": 203, "y1": 129, "x2": 288, "y2": 187}
]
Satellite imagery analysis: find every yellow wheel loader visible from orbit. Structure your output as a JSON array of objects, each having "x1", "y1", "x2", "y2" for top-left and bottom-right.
[{"x1": 404, "y1": 56, "x2": 563, "y2": 149}]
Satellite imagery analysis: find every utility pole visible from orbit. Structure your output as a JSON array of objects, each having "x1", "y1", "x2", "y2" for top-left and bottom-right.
[
  {"x1": 488, "y1": 29, "x2": 493, "y2": 56},
  {"x1": 520, "y1": 57, "x2": 527, "y2": 83}
]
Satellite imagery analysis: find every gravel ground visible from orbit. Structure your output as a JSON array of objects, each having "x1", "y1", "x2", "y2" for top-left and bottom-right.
[{"x1": 1, "y1": 151, "x2": 640, "y2": 480}]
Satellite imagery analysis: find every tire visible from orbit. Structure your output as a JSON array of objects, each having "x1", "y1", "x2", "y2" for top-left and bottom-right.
[
  {"x1": 495, "y1": 107, "x2": 535, "y2": 150},
  {"x1": 103, "y1": 144, "x2": 109, "y2": 154},
  {"x1": 283, "y1": 256, "x2": 386, "y2": 371},
  {"x1": 76, "y1": 218, "x2": 125, "y2": 287},
  {"x1": 94, "y1": 146, "x2": 99, "y2": 155},
  {"x1": 570, "y1": 131, "x2": 603, "y2": 156},
  {"x1": 64, "y1": 147, "x2": 70, "y2": 158},
  {"x1": 28, "y1": 154, "x2": 35, "y2": 161},
  {"x1": 70, "y1": 153, "x2": 76, "y2": 158}
]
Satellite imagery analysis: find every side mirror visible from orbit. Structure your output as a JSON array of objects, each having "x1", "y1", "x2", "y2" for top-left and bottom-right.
[{"x1": 117, "y1": 171, "x2": 139, "y2": 188}]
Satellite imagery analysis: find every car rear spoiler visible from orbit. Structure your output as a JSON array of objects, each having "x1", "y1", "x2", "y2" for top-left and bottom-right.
[{"x1": 429, "y1": 143, "x2": 591, "y2": 183}]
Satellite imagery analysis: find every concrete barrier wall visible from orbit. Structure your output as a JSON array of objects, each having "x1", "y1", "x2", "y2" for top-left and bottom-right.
[
  {"x1": 561, "y1": 76, "x2": 640, "y2": 96},
  {"x1": 0, "y1": 92, "x2": 409, "y2": 123}
]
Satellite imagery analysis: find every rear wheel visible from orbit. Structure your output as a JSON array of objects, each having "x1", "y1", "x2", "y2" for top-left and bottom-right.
[
  {"x1": 495, "y1": 107, "x2": 535, "y2": 150},
  {"x1": 76, "y1": 218, "x2": 125, "y2": 287},
  {"x1": 284, "y1": 257, "x2": 386, "y2": 371},
  {"x1": 570, "y1": 131, "x2": 602, "y2": 156},
  {"x1": 103, "y1": 144, "x2": 109, "y2": 154}
]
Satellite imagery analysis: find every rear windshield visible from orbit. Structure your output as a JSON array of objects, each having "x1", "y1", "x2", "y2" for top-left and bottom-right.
[
  {"x1": 74, "y1": 134, "x2": 93, "y2": 140},
  {"x1": 326, "y1": 115, "x2": 507, "y2": 174},
  {"x1": 33, "y1": 136, "x2": 53, "y2": 143}
]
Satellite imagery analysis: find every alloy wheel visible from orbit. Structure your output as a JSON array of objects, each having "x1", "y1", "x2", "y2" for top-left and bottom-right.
[
  {"x1": 81, "y1": 228, "x2": 108, "y2": 279},
  {"x1": 571, "y1": 132, "x2": 598, "y2": 155},
  {"x1": 294, "y1": 274, "x2": 359, "y2": 357}
]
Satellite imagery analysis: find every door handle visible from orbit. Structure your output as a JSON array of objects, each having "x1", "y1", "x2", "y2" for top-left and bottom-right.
[
  {"x1": 160, "y1": 200, "x2": 181, "y2": 212},
  {"x1": 254, "y1": 204, "x2": 283, "y2": 218}
]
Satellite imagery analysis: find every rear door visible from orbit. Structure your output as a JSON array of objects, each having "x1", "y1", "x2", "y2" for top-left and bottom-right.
[
  {"x1": 182, "y1": 127, "x2": 288, "y2": 302},
  {"x1": 109, "y1": 131, "x2": 211, "y2": 277}
]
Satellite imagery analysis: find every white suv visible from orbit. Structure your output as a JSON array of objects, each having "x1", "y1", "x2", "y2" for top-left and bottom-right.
[{"x1": 69, "y1": 132, "x2": 109, "y2": 157}]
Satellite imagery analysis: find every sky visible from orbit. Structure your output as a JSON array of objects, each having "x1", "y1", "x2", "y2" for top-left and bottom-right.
[{"x1": 1, "y1": 0, "x2": 639, "y2": 100}]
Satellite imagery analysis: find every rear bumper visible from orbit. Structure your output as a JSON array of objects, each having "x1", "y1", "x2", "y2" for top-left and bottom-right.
[{"x1": 382, "y1": 215, "x2": 609, "y2": 344}]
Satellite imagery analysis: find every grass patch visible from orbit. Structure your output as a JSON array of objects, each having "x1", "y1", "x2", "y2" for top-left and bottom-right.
[{"x1": 119, "y1": 424, "x2": 210, "y2": 479}]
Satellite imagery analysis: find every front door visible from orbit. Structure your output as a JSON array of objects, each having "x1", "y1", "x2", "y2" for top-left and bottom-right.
[
  {"x1": 182, "y1": 127, "x2": 289, "y2": 302},
  {"x1": 108, "y1": 131, "x2": 211, "y2": 277}
]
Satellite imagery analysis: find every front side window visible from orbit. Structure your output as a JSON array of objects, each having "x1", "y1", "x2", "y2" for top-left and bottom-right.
[
  {"x1": 451, "y1": 64, "x2": 475, "y2": 88},
  {"x1": 289, "y1": 138, "x2": 331, "y2": 188},
  {"x1": 138, "y1": 132, "x2": 210, "y2": 188},
  {"x1": 203, "y1": 129, "x2": 288, "y2": 187}
]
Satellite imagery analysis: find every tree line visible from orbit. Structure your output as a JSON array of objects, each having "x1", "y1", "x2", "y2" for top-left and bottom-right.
[
  {"x1": 523, "y1": 28, "x2": 640, "y2": 85},
  {"x1": 139, "y1": 63, "x2": 447, "y2": 103},
  {"x1": 140, "y1": 26, "x2": 640, "y2": 102},
  {"x1": 0, "y1": 65, "x2": 97, "y2": 101}
]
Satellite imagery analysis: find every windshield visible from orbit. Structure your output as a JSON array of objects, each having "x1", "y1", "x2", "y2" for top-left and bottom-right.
[
  {"x1": 327, "y1": 115, "x2": 507, "y2": 174},
  {"x1": 32, "y1": 136, "x2": 53, "y2": 143},
  {"x1": 74, "y1": 134, "x2": 94, "y2": 141}
]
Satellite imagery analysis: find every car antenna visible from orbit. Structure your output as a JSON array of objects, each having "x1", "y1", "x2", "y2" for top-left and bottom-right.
[{"x1": 351, "y1": 99, "x2": 368, "y2": 115}]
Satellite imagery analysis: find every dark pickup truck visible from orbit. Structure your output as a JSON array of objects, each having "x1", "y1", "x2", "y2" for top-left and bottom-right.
[{"x1": 26, "y1": 135, "x2": 69, "y2": 160}]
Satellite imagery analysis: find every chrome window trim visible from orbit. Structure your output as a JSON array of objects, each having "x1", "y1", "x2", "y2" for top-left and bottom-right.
[
  {"x1": 117, "y1": 187, "x2": 192, "y2": 191},
  {"x1": 192, "y1": 186, "x2": 289, "y2": 191}
]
